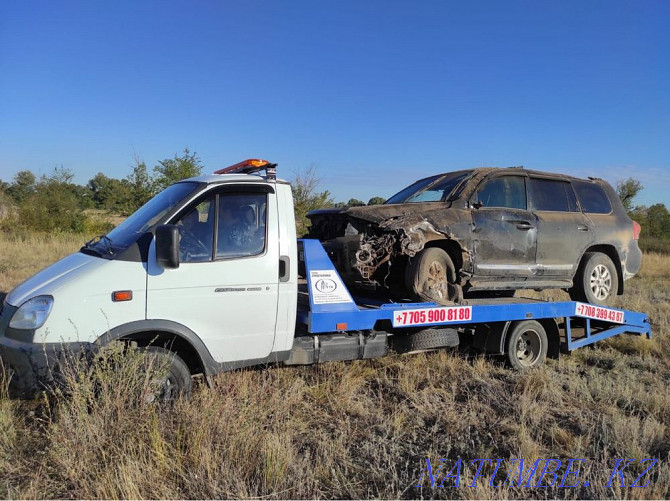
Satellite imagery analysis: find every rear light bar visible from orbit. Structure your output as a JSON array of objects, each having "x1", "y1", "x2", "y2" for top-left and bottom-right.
[
  {"x1": 214, "y1": 159, "x2": 277, "y2": 179},
  {"x1": 632, "y1": 220, "x2": 641, "y2": 240}
]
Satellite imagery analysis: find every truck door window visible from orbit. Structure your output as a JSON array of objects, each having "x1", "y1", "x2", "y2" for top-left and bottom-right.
[
  {"x1": 476, "y1": 176, "x2": 527, "y2": 210},
  {"x1": 177, "y1": 199, "x2": 215, "y2": 262},
  {"x1": 216, "y1": 193, "x2": 267, "y2": 259}
]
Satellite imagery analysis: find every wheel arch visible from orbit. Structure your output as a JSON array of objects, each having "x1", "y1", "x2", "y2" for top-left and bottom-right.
[
  {"x1": 482, "y1": 318, "x2": 559, "y2": 360},
  {"x1": 423, "y1": 238, "x2": 465, "y2": 275},
  {"x1": 578, "y1": 244, "x2": 624, "y2": 295},
  {"x1": 97, "y1": 320, "x2": 219, "y2": 377}
]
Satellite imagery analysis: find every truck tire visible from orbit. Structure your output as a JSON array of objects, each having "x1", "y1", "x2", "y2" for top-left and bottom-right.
[
  {"x1": 505, "y1": 320, "x2": 547, "y2": 370},
  {"x1": 393, "y1": 328, "x2": 459, "y2": 354},
  {"x1": 140, "y1": 346, "x2": 192, "y2": 403},
  {"x1": 408, "y1": 248, "x2": 460, "y2": 305},
  {"x1": 569, "y1": 252, "x2": 619, "y2": 306}
]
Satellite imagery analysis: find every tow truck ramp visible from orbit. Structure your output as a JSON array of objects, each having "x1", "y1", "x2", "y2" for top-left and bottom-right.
[{"x1": 290, "y1": 239, "x2": 651, "y2": 368}]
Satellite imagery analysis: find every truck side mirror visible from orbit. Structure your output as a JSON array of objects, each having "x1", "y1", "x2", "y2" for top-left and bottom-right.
[{"x1": 155, "y1": 225, "x2": 180, "y2": 269}]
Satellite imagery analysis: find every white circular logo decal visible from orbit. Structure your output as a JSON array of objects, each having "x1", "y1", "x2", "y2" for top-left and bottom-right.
[{"x1": 315, "y1": 278, "x2": 337, "y2": 293}]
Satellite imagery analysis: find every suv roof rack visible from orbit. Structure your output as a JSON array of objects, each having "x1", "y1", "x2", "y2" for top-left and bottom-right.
[{"x1": 214, "y1": 159, "x2": 277, "y2": 180}]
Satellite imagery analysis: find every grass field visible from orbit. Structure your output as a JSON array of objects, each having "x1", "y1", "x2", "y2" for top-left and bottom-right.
[{"x1": 0, "y1": 231, "x2": 668, "y2": 499}]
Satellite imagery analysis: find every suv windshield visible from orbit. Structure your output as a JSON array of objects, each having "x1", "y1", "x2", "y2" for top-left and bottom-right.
[
  {"x1": 83, "y1": 182, "x2": 199, "y2": 256},
  {"x1": 385, "y1": 170, "x2": 472, "y2": 204}
]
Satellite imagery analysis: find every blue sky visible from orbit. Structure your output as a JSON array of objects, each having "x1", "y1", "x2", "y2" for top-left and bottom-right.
[{"x1": 1, "y1": 1, "x2": 668, "y2": 206}]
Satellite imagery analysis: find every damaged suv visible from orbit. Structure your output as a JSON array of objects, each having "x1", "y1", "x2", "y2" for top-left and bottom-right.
[{"x1": 306, "y1": 167, "x2": 642, "y2": 306}]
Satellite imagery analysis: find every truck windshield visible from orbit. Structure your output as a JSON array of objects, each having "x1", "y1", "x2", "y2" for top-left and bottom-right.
[
  {"x1": 385, "y1": 171, "x2": 472, "y2": 204},
  {"x1": 85, "y1": 182, "x2": 199, "y2": 255}
]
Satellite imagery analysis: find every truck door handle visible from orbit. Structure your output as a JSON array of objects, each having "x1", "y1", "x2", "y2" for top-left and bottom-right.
[
  {"x1": 279, "y1": 256, "x2": 290, "y2": 282},
  {"x1": 577, "y1": 225, "x2": 589, "y2": 231}
]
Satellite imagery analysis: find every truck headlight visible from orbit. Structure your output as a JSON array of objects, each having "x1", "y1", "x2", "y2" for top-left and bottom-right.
[{"x1": 9, "y1": 296, "x2": 54, "y2": 330}]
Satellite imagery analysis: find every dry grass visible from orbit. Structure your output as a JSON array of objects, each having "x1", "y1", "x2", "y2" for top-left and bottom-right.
[{"x1": 0, "y1": 233, "x2": 668, "y2": 499}]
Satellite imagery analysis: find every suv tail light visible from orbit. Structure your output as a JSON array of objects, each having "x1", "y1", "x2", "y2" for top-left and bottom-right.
[{"x1": 632, "y1": 220, "x2": 641, "y2": 240}]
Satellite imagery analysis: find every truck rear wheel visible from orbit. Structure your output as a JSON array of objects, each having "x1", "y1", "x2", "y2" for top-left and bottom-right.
[
  {"x1": 140, "y1": 346, "x2": 192, "y2": 403},
  {"x1": 505, "y1": 320, "x2": 547, "y2": 370}
]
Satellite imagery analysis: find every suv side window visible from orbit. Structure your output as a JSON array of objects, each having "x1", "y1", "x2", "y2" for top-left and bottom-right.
[
  {"x1": 476, "y1": 176, "x2": 527, "y2": 210},
  {"x1": 572, "y1": 181, "x2": 612, "y2": 214},
  {"x1": 528, "y1": 178, "x2": 571, "y2": 212}
]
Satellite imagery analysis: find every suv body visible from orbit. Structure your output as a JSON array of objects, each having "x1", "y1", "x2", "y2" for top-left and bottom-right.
[{"x1": 307, "y1": 167, "x2": 642, "y2": 305}]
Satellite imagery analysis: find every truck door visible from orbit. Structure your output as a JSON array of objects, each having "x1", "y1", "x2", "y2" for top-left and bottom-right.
[
  {"x1": 527, "y1": 177, "x2": 594, "y2": 278},
  {"x1": 146, "y1": 186, "x2": 279, "y2": 363},
  {"x1": 470, "y1": 175, "x2": 538, "y2": 277}
]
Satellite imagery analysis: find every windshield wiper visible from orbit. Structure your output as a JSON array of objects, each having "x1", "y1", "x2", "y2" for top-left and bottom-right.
[{"x1": 82, "y1": 235, "x2": 115, "y2": 256}]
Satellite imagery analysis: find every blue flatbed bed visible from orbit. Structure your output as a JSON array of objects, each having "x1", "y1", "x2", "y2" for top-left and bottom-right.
[{"x1": 296, "y1": 240, "x2": 651, "y2": 358}]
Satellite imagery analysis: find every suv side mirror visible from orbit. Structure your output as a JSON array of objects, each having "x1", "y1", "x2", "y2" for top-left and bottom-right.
[
  {"x1": 156, "y1": 225, "x2": 180, "y2": 269},
  {"x1": 472, "y1": 201, "x2": 483, "y2": 209}
]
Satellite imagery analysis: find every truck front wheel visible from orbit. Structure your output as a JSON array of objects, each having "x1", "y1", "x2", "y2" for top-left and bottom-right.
[{"x1": 140, "y1": 346, "x2": 192, "y2": 402}]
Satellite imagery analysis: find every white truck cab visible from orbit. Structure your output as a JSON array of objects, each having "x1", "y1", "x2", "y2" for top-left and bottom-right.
[{"x1": 0, "y1": 160, "x2": 298, "y2": 395}]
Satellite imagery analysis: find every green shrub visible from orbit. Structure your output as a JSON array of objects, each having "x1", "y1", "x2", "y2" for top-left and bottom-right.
[
  {"x1": 17, "y1": 182, "x2": 89, "y2": 233},
  {"x1": 639, "y1": 236, "x2": 670, "y2": 255}
]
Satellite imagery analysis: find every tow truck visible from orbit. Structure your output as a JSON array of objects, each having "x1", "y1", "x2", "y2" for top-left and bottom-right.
[{"x1": 0, "y1": 160, "x2": 652, "y2": 398}]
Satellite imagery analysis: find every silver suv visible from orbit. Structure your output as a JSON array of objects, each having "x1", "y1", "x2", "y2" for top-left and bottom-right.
[{"x1": 307, "y1": 167, "x2": 642, "y2": 306}]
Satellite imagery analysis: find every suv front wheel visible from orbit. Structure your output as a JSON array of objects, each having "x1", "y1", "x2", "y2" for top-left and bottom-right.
[
  {"x1": 570, "y1": 252, "x2": 619, "y2": 306},
  {"x1": 407, "y1": 248, "x2": 461, "y2": 305}
]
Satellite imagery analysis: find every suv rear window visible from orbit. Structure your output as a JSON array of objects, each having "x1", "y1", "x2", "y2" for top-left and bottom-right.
[
  {"x1": 572, "y1": 181, "x2": 612, "y2": 214},
  {"x1": 529, "y1": 178, "x2": 570, "y2": 212}
]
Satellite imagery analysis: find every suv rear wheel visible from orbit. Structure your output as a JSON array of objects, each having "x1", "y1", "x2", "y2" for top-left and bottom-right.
[{"x1": 570, "y1": 252, "x2": 619, "y2": 306}]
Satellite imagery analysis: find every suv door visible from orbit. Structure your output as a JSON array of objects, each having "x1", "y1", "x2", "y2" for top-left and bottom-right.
[
  {"x1": 470, "y1": 174, "x2": 538, "y2": 277},
  {"x1": 146, "y1": 186, "x2": 279, "y2": 363},
  {"x1": 528, "y1": 177, "x2": 594, "y2": 279}
]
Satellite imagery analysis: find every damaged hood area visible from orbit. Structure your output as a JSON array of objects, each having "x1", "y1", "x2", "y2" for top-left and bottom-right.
[{"x1": 308, "y1": 202, "x2": 462, "y2": 239}]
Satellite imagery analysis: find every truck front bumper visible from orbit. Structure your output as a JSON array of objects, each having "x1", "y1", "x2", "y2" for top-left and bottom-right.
[
  {"x1": 0, "y1": 337, "x2": 95, "y2": 398},
  {"x1": 0, "y1": 336, "x2": 56, "y2": 397},
  {"x1": 0, "y1": 303, "x2": 91, "y2": 397}
]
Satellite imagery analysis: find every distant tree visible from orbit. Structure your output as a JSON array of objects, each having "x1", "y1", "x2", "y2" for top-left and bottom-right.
[
  {"x1": 346, "y1": 198, "x2": 366, "y2": 207},
  {"x1": 0, "y1": 180, "x2": 11, "y2": 219},
  {"x1": 291, "y1": 166, "x2": 334, "y2": 236},
  {"x1": 367, "y1": 196, "x2": 386, "y2": 205},
  {"x1": 88, "y1": 173, "x2": 134, "y2": 213},
  {"x1": 17, "y1": 168, "x2": 88, "y2": 232},
  {"x1": 646, "y1": 203, "x2": 670, "y2": 238},
  {"x1": 616, "y1": 178, "x2": 643, "y2": 212},
  {"x1": 126, "y1": 157, "x2": 155, "y2": 213},
  {"x1": 7, "y1": 170, "x2": 36, "y2": 203},
  {"x1": 153, "y1": 148, "x2": 203, "y2": 192}
]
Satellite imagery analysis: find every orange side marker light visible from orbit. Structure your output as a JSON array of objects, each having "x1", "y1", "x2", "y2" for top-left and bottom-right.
[{"x1": 112, "y1": 290, "x2": 133, "y2": 302}]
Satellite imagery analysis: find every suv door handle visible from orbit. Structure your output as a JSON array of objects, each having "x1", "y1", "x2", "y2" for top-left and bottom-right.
[
  {"x1": 508, "y1": 220, "x2": 535, "y2": 230},
  {"x1": 516, "y1": 222, "x2": 534, "y2": 230},
  {"x1": 577, "y1": 225, "x2": 589, "y2": 231}
]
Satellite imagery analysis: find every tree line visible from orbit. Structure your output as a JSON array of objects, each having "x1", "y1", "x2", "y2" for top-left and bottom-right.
[
  {"x1": 0, "y1": 149, "x2": 203, "y2": 232},
  {"x1": 0, "y1": 150, "x2": 386, "y2": 234},
  {"x1": 615, "y1": 178, "x2": 670, "y2": 246},
  {"x1": 0, "y1": 154, "x2": 666, "y2": 246}
]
